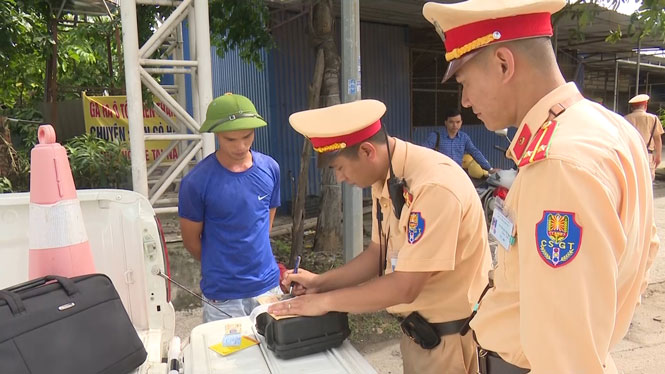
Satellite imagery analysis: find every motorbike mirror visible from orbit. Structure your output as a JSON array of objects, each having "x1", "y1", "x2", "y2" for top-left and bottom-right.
[{"x1": 494, "y1": 129, "x2": 508, "y2": 137}]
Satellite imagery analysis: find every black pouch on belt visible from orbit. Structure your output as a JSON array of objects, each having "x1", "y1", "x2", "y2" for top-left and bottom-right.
[{"x1": 400, "y1": 312, "x2": 441, "y2": 349}]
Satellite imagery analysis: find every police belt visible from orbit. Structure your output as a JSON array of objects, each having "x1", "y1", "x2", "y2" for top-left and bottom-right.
[
  {"x1": 398, "y1": 314, "x2": 469, "y2": 338},
  {"x1": 429, "y1": 317, "x2": 469, "y2": 336},
  {"x1": 398, "y1": 312, "x2": 469, "y2": 349},
  {"x1": 478, "y1": 348, "x2": 530, "y2": 374}
]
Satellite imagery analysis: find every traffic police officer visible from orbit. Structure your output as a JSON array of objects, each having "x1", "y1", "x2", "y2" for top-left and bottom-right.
[
  {"x1": 624, "y1": 94, "x2": 663, "y2": 181},
  {"x1": 422, "y1": 0, "x2": 660, "y2": 373},
  {"x1": 269, "y1": 99, "x2": 490, "y2": 374}
]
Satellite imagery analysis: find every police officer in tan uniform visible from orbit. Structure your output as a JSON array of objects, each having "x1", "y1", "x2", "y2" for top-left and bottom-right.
[
  {"x1": 268, "y1": 99, "x2": 490, "y2": 374},
  {"x1": 624, "y1": 94, "x2": 663, "y2": 180},
  {"x1": 422, "y1": 0, "x2": 660, "y2": 373}
]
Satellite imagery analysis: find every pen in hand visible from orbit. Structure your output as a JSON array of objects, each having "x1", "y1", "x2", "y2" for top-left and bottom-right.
[{"x1": 289, "y1": 255, "x2": 301, "y2": 296}]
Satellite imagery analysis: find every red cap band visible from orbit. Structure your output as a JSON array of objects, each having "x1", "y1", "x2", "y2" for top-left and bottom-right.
[
  {"x1": 310, "y1": 120, "x2": 382, "y2": 152},
  {"x1": 444, "y1": 12, "x2": 553, "y2": 56}
]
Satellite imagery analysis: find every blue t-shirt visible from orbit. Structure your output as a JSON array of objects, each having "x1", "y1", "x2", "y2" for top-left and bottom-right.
[{"x1": 178, "y1": 151, "x2": 281, "y2": 300}]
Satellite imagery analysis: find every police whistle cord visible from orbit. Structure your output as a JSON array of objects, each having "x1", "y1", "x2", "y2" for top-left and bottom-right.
[{"x1": 151, "y1": 266, "x2": 232, "y2": 318}]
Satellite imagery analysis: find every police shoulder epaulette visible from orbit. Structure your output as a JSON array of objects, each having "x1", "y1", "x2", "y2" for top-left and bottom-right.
[
  {"x1": 403, "y1": 186, "x2": 413, "y2": 208},
  {"x1": 518, "y1": 120, "x2": 559, "y2": 168}
]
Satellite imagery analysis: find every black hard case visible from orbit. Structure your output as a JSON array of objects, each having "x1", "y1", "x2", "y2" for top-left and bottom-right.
[
  {"x1": 255, "y1": 311, "x2": 351, "y2": 359},
  {"x1": 0, "y1": 274, "x2": 147, "y2": 374}
]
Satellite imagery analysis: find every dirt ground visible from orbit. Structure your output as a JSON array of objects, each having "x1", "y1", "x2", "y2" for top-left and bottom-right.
[{"x1": 172, "y1": 178, "x2": 665, "y2": 374}]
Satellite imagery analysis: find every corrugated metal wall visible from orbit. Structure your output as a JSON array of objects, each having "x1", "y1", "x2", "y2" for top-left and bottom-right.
[
  {"x1": 264, "y1": 17, "x2": 412, "y2": 203},
  {"x1": 209, "y1": 16, "x2": 514, "y2": 202},
  {"x1": 360, "y1": 22, "x2": 410, "y2": 140},
  {"x1": 412, "y1": 126, "x2": 517, "y2": 170},
  {"x1": 266, "y1": 15, "x2": 318, "y2": 204}
]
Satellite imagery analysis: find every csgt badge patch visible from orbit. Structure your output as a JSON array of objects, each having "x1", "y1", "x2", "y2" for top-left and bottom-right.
[
  {"x1": 536, "y1": 211, "x2": 582, "y2": 268},
  {"x1": 407, "y1": 212, "x2": 425, "y2": 244}
]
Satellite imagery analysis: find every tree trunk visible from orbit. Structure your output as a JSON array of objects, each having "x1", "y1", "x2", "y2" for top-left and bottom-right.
[
  {"x1": 106, "y1": 33, "x2": 114, "y2": 86},
  {"x1": 290, "y1": 47, "x2": 324, "y2": 267},
  {"x1": 114, "y1": 25, "x2": 124, "y2": 91},
  {"x1": 0, "y1": 117, "x2": 15, "y2": 177},
  {"x1": 46, "y1": 15, "x2": 58, "y2": 127},
  {"x1": 311, "y1": 0, "x2": 342, "y2": 252}
]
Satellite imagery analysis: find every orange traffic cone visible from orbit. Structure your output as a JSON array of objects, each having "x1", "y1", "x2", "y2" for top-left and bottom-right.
[{"x1": 28, "y1": 125, "x2": 96, "y2": 279}]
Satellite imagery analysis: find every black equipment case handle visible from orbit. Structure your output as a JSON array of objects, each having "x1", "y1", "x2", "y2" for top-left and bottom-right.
[{"x1": 6, "y1": 275, "x2": 79, "y2": 296}]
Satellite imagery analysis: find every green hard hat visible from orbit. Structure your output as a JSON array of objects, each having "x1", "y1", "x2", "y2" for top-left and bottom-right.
[{"x1": 199, "y1": 93, "x2": 267, "y2": 133}]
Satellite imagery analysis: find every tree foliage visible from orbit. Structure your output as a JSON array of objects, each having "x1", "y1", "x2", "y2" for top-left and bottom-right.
[
  {"x1": 559, "y1": 1, "x2": 665, "y2": 44},
  {"x1": 0, "y1": 0, "x2": 274, "y2": 113},
  {"x1": 57, "y1": 16, "x2": 124, "y2": 94},
  {"x1": 628, "y1": 0, "x2": 665, "y2": 40},
  {"x1": 65, "y1": 133, "x2": 131, "y2": 189},
  {"x1": 0, "y1": 1, "x2": 273, "y2": 192},
  {"x1": 0, "y1": 0, "x2": 50, "y2": 109},
  {"x1": 209, "y1": 0, "x2": 273, "y2": 70},
  {"x1": 0, "y1": 0, "x2": 125, "y2": 112}
]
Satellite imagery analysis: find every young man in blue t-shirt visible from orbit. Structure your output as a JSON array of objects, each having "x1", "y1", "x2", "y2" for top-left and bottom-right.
[{"x1": 178, "y1": 93, "x2": 281, "y2": 322}]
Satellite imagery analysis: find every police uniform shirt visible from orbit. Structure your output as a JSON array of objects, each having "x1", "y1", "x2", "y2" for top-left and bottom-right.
[
  {"x1": 624, "y1": 108, "x2": 664, "y2": 152},
  {"x1": 470, "y1": 83, "x2": 660, "y2": 373},
  {"x1": 370, "y1": 138, "x2": 490, "y2": 323}
]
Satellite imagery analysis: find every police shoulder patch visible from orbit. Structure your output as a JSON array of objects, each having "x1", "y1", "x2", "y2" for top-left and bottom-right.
[
  {"x1": 535, "y1": 211, "x2": 583, "y2": 268},
  {"x1": 407, "y1": 212, "x2": 425, "y2": 244},
  {"x1": 519, "y1": 120, "x2": 558, "y2": 168}
]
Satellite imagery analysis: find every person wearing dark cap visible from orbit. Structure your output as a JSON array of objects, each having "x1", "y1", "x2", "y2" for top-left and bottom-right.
[
  {"x1": 422, "y1": 0, "x2": 660, "y2": 373},
  {"x1": 178, "y1": 93, "x2": 282, "y2": 322},
  {"x1": 624, "y1": 94, "x2": 663, "y2": 181},
  {"x1": 268, "y1": 99, "x2": 490, "y2": 374}
]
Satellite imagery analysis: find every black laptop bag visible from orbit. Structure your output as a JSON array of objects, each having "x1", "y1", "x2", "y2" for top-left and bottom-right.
[{"x1": 0, "y1": 274, "x2": 147, "y2": 374}]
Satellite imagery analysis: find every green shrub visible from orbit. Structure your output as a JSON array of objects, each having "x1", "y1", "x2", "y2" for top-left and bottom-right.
[
  {"x1": 5, "y1": 148, "x2": 30, "y2": 192},
  {"x1": 0, "y1": 177, "x2": 12, "y2": 193},
  {"x1": 7, "y1": 108, "x2": 41, "y2": 150},
  {"x1": 64, "y1": 133, "x2": 131, "y2": 189}
]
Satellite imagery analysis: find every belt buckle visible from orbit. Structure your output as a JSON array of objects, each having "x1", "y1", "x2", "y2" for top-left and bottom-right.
[{"x1": 477, "y1": 348, "x2": 488, "y2": 374}]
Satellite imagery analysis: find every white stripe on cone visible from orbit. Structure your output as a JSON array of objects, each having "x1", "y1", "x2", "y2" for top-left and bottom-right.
[{"x1": 29, "y1": 199, "x2": 88, "y2": 249}]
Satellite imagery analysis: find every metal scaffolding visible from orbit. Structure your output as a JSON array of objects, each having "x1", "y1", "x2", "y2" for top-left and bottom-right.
[{"x1": 120, "y1": 0, "x2": 215, "y2": 213}]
